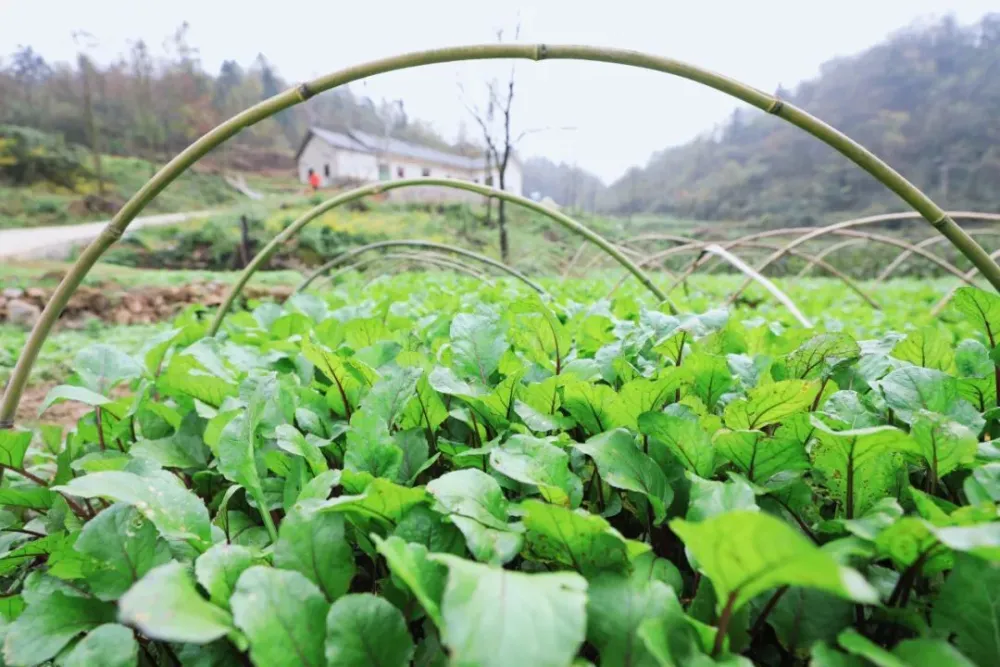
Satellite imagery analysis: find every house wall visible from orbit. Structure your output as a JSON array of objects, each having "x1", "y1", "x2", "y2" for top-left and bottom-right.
[
  {"x1": 297, "y1": 135, "x2": 525, "y2": 201},
  {"x1": 381, "y1": 156, "x2": 482, "y2": 203},
  {"x1": 297, "y1": 137, "x2": 337, "y2": 186},
  {"x1": 336, "y1": 149, "x2": 378, "y2": 183},
  {"x1": 298, "y1": 136, "x2": 378, "y2": 185}
]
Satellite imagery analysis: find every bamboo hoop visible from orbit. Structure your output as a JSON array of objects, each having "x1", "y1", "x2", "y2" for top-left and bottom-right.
[
  {"x1": 2, "y1": 45, "x2": 995, "y2": 427},
  {"x1": 701, "y1": 245, "x2": 813, "y2": 328},
  {"x1": 663, "y1": 226, "x2": 982, "y2": 299},
  {"x1": 929, "y1": 247, "x2": 1000, "y2": 317},
  {"x1": 795, "y1": 239, "x2": 869, "y2": 278},
  {"x1": 722, "y1": 229, "x2": 980, "y2": 304},
  {"x1": 561, "y1": 242, "x2": 590, "y2": 279},
  {"x1": 725, "y1": 212, "x2": 1000, "y2": 305},
  {"x1": 668, "y1": 213, "x2": 1000, "y2": 295},
  {"x1": 207, "y1": 179, "x2": 670, "y2": 336},
  {"x1": 577, "y1": 233, "x2": 695, "y2": 275},
  {"x1": 292, "y1": 239, "x2": 543, "y2": 298},
  {"x1": 609, "y1": 238, "x2": 880, "y2": 309},
  {"x1": 617, "y1": 229, "x2": 932, "y2": 291},
  {"x1": 323, "y1": 251, "x2": 493, "y2": 284},
  {"x1": 875, "y1": 228, "x2": 1000, "y2": 283}
]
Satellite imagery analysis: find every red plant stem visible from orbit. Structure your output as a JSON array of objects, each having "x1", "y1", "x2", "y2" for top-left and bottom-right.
[
  {"x1": 811, "y1": 377, "x2": 829, "y2": 412},
  {"x1": 712, "y1": 592, "x2": 739, "y2": 657},
  {"x1": 751, "y1": 586, "x2": 789, "y2": 638},
  {"x1": 887, "y1": 545, "x2": 937, "y2": 608},
  {"x1": 95, "y1": 407, "x2": 106, "y2": 451},
  {"x1": 594, "y1": 469, "x2": 605, "y2": 511},
  {"x1": 1, "y1": 527, "x2": 46, "y2": 538},
  {"x1": 0, "y1": 464, "x2": 89, "y2": 519}
]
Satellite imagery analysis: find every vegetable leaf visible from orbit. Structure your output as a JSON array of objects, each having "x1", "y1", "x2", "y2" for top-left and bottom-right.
[
  {"x1": 810, "y1": 420, "x2": 912, "y2": 518},
  {"x1": 489, "y1": 434, "x2": 583, "y2": 508},
  {"x1": 520, "y1": 499, "x2": 639, "y2": 576},
  {"x1": 119, "y1": 561, "x2": 234, "y2": 643},
  {"x1": 324, "y1": 593, "x2": 414, "y2": 667},
  {"x1": 274, "y1": 502, "x2": 355, "y2": 601},
  {"x1": 723, "y1": 380, "x2": 818, "y2": 430},
  {"x1": 55, "y1": 469, "x2": 212, "y2": 545},
  {"x1": 231, "y1": 566, "x2": 329, "y2": 667},
  {"x1": 574, "y1": 429, "x2": 673, "y2": 524},
  {"x1": 670, "y1": 511, "x2": 878, "y2": 611},
  {"x1": 3, "y1": 592, "x2": 115, "y2": 666},
  {"x1": 430, "y1": 554, "x2": 588, "y2": 667}
]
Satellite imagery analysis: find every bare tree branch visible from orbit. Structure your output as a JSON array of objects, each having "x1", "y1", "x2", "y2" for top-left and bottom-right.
[{"x1": 455, "y1": 18, "x2": 522, "y2": 263}]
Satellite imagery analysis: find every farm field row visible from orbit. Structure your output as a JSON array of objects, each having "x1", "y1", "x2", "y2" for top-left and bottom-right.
[{"x1": 2, "y1": 268, "x2": 997, "y2": 666}]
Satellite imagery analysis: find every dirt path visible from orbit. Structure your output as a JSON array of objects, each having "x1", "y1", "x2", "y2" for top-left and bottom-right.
[{"x1": 0, "y1": 210, "x2": 219, "y2": 260}]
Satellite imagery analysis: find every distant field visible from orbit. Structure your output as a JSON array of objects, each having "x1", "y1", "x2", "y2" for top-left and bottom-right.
[
  {"x1": 1, "y1": 266, "x2": 978, "y2": 392},
  {"x1": 0, "y1": 154, "x2": 303, "y2": 229}
]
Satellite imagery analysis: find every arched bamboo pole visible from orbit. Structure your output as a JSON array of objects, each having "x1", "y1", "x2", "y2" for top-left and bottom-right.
[
  {"x1": 609, "y1": 238, "x2": 881, "y2": 309},
  {"x1": 794, "y1": 239, "x2": 869, "y2": 279},
  {"x1": 561, "y1": 242, "x2": 590, "y2": 279},
  {"x1": 562, "y1": 239, "x2": 656, "y2": 280},
  {"x1": 206, "y1": 179, "x2": 670, "y2": 336},
  {"x1": 876, "y1": 228, "x2": 1000, "y2": 283},
  {"x1": 309, "y1": 251, "x2": 491, "y2": 288},
  {"x1": 513, "y1": 240, "x2": 575, "y2": 276},
  {"x1": 293, "y1": 241, "x2": 539, "y2": 296},
  {"x1": 668, "y1": 212, "x2": 1000, "y2": 295},
  {"x1": 389, "y1": 251, "x2": 492, "y2": 281},
  {"x1": 619, "y1": 229, "x2": 924, "y2": 290},
  {"x1": 725, "y1": 212, "x2": 1000, "y2": 305},
  {"x1": 619, "y1": 232, "x2": 701, "y2": 247},
  {"x1": 577, "y1": 241, "x2": 672, "y2": 275},
  {"x1": 574, "y1": 233, "x2": 695, "y2": 275},
  {"x1": 722, "y1": 229, "x2": 979, "y2": 303},
  {"x1": 699, "y1": 245, "x2": 813, "y2": 328},
  {"x1": 2, "y1": 46, "x2": 995, "y2": 427},
  {"x1": 665, "y1": 226, "x2": 984, "y2": 299},
  {"x1": 929, "y1": 247, "x2": 1000, "y2": 317}
]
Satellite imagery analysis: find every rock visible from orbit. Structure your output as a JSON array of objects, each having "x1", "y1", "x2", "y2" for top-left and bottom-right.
[
  {"x1": 2, "y1": 287, "x2": 24, "y2": 299},
  {"x1": 24, "y1": 287, "x2": 46, "y2": 300},
  {"x1": 7, "y1": 299, "x2": 41, "y2": 328}
]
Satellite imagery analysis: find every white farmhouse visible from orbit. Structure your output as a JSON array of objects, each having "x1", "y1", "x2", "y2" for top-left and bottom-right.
[{"x1": 295, "y1": 127, "x2": 523, "y2": 201}]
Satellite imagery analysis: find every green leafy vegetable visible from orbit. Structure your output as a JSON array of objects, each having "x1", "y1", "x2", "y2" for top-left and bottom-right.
[
  {"x1": 324, "y1": 593, "x2": 414, "y2": 667},
  {"x1": 671, "y1": 511, "x2": 878, "y2": 612},
  {"x1": 431, "y1": 554, "x2": 588, "y2": 667},
  {"x1": 230, "y1": 566, "x2": 329, "y2": 667},
  {"x1": 118, "y1": 561, "x2": 234, "y2": 643}
]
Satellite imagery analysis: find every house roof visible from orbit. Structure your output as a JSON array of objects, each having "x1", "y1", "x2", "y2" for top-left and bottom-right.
[{"x1": 298, "y1": 126, "x2": 498, "y2": 171}]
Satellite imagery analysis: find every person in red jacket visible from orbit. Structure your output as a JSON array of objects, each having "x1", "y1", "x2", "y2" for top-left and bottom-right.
[{"x1": 308, "y1": 168, "x2": 320, "y2": 192}]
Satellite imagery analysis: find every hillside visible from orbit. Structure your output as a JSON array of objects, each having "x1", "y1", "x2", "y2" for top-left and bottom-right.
[
  {"x1": 0, "y1": 26, "x2": 467, "y2": 174},
  {"x1": 601, "y1": 15, "x2": 1000, "y2": 225},
  {"x1": 521, "y1": 157, "x2": 606, "y2": 211}
]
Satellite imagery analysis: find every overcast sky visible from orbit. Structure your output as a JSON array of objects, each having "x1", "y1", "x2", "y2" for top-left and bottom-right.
[{"x1": 0, "y1": 0, "x2": 994, "y2": 182}]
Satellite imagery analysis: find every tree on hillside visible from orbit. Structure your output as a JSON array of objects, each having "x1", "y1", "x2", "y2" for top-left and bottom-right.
[
  {"x1": 8, "y1": 46, "x2": 50, "y2": 106},
  {"x1": 460, "y1": 25, "x2": 523, "y2": 264},
  {"x1": 127, "y1": 40, "x2": 160, "y2": 172},
  {"x1": 74, "y1": 32, "x2": 104, "y2": 195},
  {"x1": 601, "y1": 14, "x2": 1000, "y2": 225},
  {"x1": 0, "y1": 24, "x2": 520, "y2": 176},
  {"x1": 256, "y1": 54, "x2": 298, "y2": 147}
]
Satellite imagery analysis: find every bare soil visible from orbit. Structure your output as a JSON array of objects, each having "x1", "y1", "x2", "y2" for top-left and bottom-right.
[{"x1": 0, "y1": 281, "x2": 292, "y2": 327}]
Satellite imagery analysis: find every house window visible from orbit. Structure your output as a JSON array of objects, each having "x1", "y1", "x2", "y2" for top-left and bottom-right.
[
  {"x1": 324, "y1": 164, "x2": 331, "y2": 177},
  {"x1": 397, "y1": 166, "x2": 405, "y2": 178},
  {"x1": 485, "y1": 175, "x2": 494, "y2": 186},
  {"x1": 378, "y1": 163, "x2": 390, "y2": 181},
  {"x1": 421, "y1": 167, "x2": 431, "y2": 177}
]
